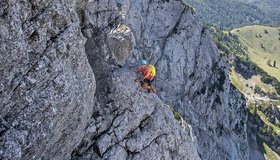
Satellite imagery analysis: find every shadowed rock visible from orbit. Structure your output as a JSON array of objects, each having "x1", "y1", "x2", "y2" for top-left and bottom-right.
[{"x1": 1, "y1": 0, "x2": 248, "y2": 160}]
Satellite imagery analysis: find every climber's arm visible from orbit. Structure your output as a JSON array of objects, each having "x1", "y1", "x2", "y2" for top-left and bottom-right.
[{"x1": 138, "y1": 74, "x2": 149, "y2": 81}]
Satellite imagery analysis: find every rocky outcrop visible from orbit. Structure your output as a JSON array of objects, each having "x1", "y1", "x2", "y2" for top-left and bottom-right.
[
  {"x1": 247, "y1": 111, "x2": 266, "y2": 160},
  {"x1": 71, "y1": 1, "x2": 200, "y2": 158},
  {"x1": 77, "y1": 0, "x2": 248, "y2": 159},
  {"x1": 125, "y1": 1, "x2": 248, "y2": 159},
  {"x1": 71, "y1": 69, "x2": 200, "y2": 159},
  {"x1": 1, "y1": 0, "x2": 249, "y2": 160},
  {"x1": 247, "y1": 105, "x2": 280, "y2": 160},
  {"x1": 0, "y1": 0, "x2": 95, "y2": 159}
]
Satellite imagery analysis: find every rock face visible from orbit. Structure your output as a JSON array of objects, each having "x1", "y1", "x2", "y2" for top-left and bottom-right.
[
  {"x1": 247, "y1": 112, "x2": 265, "y2": 160},
  {"x1": 1, "y1": 0, "x2": 249, "y2": 160},
  {"x1": 72, "y1": 69, "x2": 200, "y2": 159},
  {"x1": 77, "y1": 0, "x2": 248, "y2": 159},
  {"x1": 0, "y1": 0, "x2": 95, "y2": 159}
]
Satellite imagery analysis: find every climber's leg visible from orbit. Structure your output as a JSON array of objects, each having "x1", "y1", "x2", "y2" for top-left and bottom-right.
[
  {"x1": 150, "y1": 84, "x2": 156, "y2": 93},
  {"x1": 142, "y1": 81, "x2": 152, "y2": 91},
  {"x1": 143, "y1": 79, "x2": 156, "y2": 93}
]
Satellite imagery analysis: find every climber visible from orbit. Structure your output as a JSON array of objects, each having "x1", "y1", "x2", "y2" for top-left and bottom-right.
[{"x1": 135, "y1": 60, "x2": 157, "y2": 93}]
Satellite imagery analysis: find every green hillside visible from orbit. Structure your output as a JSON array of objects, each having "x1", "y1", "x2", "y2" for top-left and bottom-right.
[
  {"x1": 240, "y1": 0, "x2": 280, "y2": 24},
  {"x1": 231, "y1": 25, "x2": 280, "y2": 158},
  {"x1": 206, "y1": 24, "x2": 280, "y2": 159},
  {"x1": 184, "y1": 0, "x2": 279, "y2": 28},
  {"x1": 232, "y1": 25, "x2": 280, "y2": 81}
]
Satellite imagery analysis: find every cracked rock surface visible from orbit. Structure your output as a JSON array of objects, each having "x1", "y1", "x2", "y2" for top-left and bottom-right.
[
  {"x1": 76, "y1": 0, "x2": 248, "y2": 159},
  {"x1": 72, "y1": 69, "x2": 200, "y2": 160},
  {"x1": 0, "y1": 0, "x2": 95, "y2": 159},
  {"x1": 1, "y1": 0, "x2": 249, "y2": 160}
]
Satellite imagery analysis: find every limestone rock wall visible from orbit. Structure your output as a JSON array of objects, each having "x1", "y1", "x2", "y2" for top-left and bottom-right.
[
  {"x1": 86, "y1": 0, "x2": 248, "y2": 159},
  {"x1": 0, "y1": 0, "x2": 249, "y2": 160},
  {"x1": 0, "y1": 0, "x2": 95, "y2": 159}
]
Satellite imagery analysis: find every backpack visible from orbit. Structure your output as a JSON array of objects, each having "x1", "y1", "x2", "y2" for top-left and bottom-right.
[{"x1": 147, "y1": 64, "x2": 156, "y2": 78}]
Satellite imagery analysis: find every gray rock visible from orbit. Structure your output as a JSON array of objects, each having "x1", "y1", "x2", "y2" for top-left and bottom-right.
[
  {"x1": 76, "y1": 0, "x2": 248, "y2": 159},
  {"x1": 72, "y1": 69, "x2": 200, "y2": 160},
  {"x1": 1, "y1": 0, "x2": 249, "y2": 160},
  {"x1": 125, "y1": 1, "x2": 248, "y2": 159},
  {"x1": 0, "y1": 0, "x2": 95, "y2": 159}
]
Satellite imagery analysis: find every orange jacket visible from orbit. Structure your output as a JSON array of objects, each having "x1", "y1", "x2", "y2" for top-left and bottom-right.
[{"x1": 138, "y1": 65, "x2": 153, "y2": 80}]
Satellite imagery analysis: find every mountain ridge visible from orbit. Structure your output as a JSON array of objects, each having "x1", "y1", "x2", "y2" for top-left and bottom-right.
[
  {"x1": 0, "y1": 0, "x2": 248, "y2": 159},
  {"x1": 184, "y1": 0, "x2": 280, "y2": 28}
]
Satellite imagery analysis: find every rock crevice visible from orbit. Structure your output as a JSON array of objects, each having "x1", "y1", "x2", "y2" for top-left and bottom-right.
[{"x1": 1, "y1": 0, "x2": 248, "y2": 160}]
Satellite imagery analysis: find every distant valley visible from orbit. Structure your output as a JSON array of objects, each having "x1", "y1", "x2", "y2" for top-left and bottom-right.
[
  {"x1": 184, "y1": 0, "x2": 280, "y2": 28},
  {"x1": 187, "y1": 0, "x2": 280, "y2": 159}
]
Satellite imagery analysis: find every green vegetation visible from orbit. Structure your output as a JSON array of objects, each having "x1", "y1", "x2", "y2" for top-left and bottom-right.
[
  {"x1": 248, "y1": 101, "x2": 280, "y2": 155},
  {"x1": 230, "y1": 69, "x2": 245, "y2": 92},
  {"x1": 257, "y1": 110, "x2": 280, "y2": 136},
  {"x1": 254, "y1": 85, "x2": 266, "y2": 96},
  {"x1": 232, "y1": 25, "x2": 280, "y2": 80},
  {"x1": 205, "y1": 24, "x2": 248, "y2": 59},
  {"x1": 170, "y1": 106, "x2": 187, "y2": 127},
  {"x1": 263, "y1": 142, "x2": 279, "y2": 160},
  {"x1": 172, "y1": 109, "x2": 181, "y2": 122},
  {"x1": 200, "y1": 5, "x2": 280, "y2": 157},
  {"x1": 205, "y1": 24, "x2": 280, "y2": 97},
  {"x1": 232, "y1": 25, "x2": 280, "y2": 95},
  {"x1": 206, "y1": 24, "x2": 280, "y2": 96},
  {"x1": 183, "y1": 0, "x2": 279, "y2": 28},
  {"x1": 208, "y1": 24, "x2": 280, "y2": 158},
  {"x1": 240, "y1": 0, "x2": 280, "y2": 26}
]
